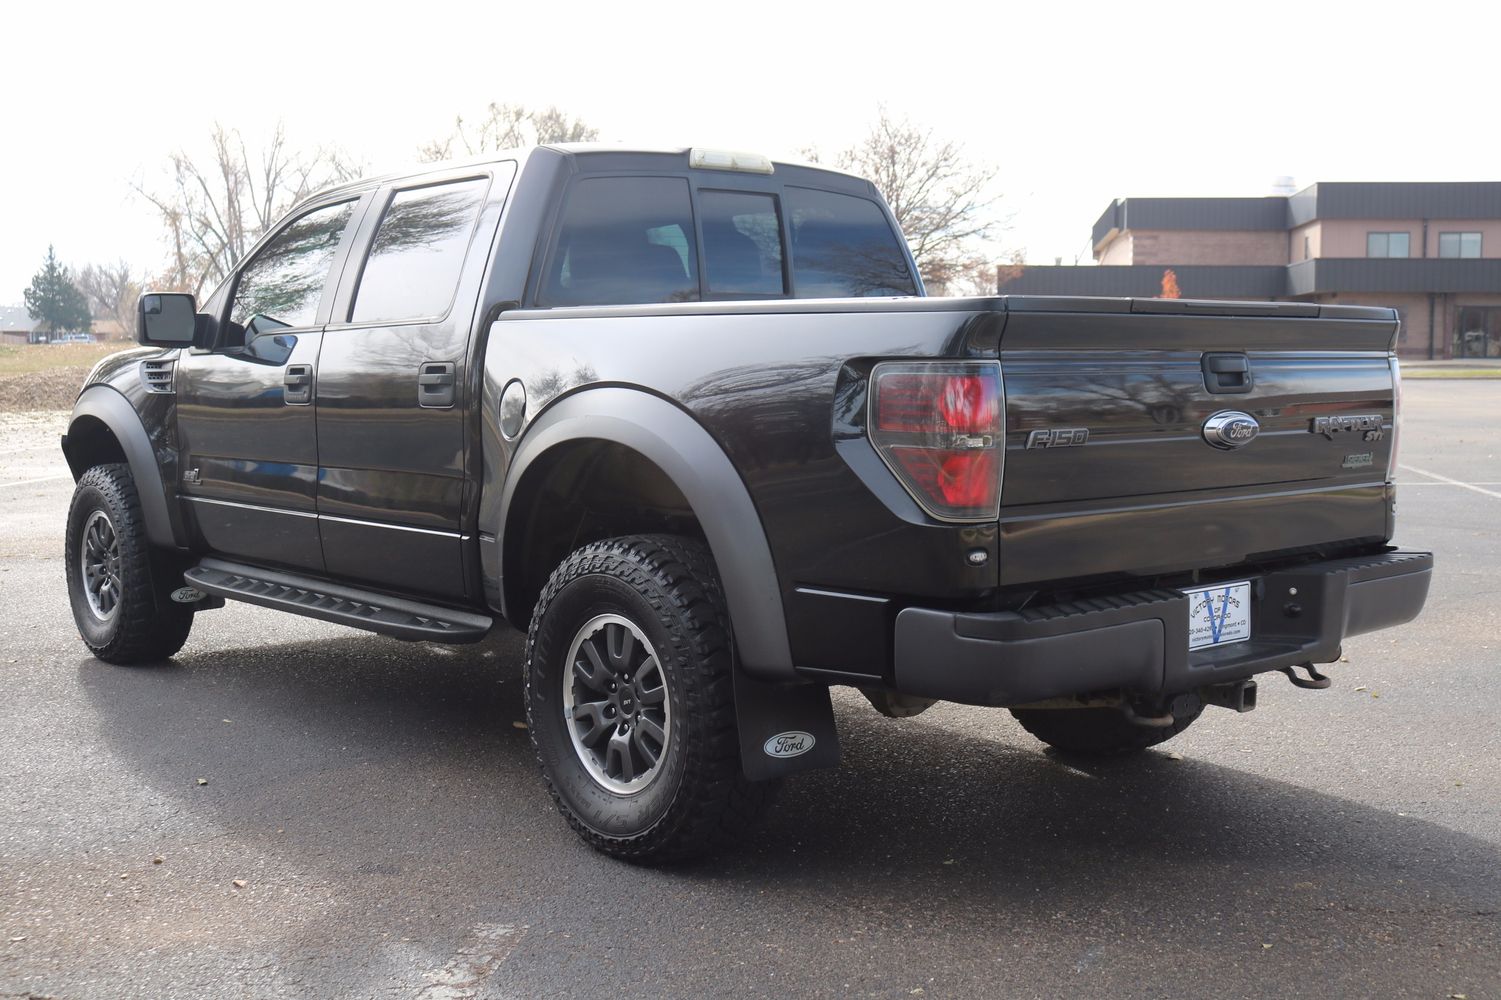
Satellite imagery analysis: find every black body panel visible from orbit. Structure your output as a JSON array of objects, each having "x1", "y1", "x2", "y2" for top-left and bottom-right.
[
  {"x1": 480, "y1": 294, "x2": 1398, "y2": 678},
  {"x1": 176, "y1": 332, "x2": 326, "y2": 573},
  {"x1": 892, "y1": 550, "x2": 1432, "y2": 707}
]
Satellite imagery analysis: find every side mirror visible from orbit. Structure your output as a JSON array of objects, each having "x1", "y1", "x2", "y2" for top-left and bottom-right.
[{"x1": 137, "y1": 293, "x2": 199, "y2": 346}]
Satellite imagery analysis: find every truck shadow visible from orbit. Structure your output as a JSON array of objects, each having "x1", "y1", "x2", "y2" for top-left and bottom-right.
[{"x1": 75, "y1": 631, "x2": 1501, "y2": 990}]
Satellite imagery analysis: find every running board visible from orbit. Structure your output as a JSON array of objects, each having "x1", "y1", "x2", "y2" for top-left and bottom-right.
[{"x1": 183, "y1": 557, "x2": 492, "y2": 643}]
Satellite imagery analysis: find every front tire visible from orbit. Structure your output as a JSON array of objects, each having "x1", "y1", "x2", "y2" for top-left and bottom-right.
[
  {"x1": 525, "y1": 534, "x2": 774, "y2": 863},
  {"x1": 65, "y1": 463, "x2": 193, "y2": 664}
]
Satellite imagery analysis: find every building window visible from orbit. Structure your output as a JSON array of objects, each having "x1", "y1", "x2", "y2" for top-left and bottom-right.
[
  {"x1": 1303, "y1": 235, "x2": 1310, "y2": 260},
  {"x1": 1366, "y1": 232, "x2": 1410, "y2": 258},
  {"x1": 1439, "y1": 232, "x2": 1483, "y2": 258}
]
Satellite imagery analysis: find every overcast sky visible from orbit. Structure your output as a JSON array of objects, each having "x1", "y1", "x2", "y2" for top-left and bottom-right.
[{"x1": 1, "y1": 0, "x2": 1491, "y2": 302}]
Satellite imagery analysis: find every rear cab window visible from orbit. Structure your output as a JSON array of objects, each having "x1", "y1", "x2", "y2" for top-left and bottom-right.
[
  {"x1": 785, "y1": 187, "x2": 915, "y2": 298},
  {"x1": 700, "y1": 190, "x2": 784, "y2": 298},
  {"x1": 534, "y1": 160, "x2": 915, "y2": 308},
  {"x1": 540, "y1": 177, "x2": 699, "y2": 306}
]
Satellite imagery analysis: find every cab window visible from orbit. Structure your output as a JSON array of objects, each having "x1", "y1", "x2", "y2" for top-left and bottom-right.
[
  {"x1": 540, "y1": 177, "x2": 698, "y2": 306},
  {"x1": 350, "y1": 178, "x2": 489, "y2": 324},
  {"x1": 700, "y1": 190, "x2": 784, "y2": 298},
  {"x1": 230, "y1": 200, "x2": 357, "y2": 330},
  {"x1": 785, "y1": 187, "x2": 915, "y2": 297}
]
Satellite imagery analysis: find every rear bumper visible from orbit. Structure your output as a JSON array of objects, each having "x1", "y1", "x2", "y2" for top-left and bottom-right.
[{"x1": 892, "y1": 549, "x2": 1433, "y2": 707}]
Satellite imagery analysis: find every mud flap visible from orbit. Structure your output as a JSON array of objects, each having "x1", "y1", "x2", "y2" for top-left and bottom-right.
[{"x1": 733, "y1": 668, "x2": 841, "y2": 781}]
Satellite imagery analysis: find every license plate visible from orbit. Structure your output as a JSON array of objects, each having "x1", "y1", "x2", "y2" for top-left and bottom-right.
[{"x1": 1183, "y1": 581, "x2": 1252, "y2": 650}]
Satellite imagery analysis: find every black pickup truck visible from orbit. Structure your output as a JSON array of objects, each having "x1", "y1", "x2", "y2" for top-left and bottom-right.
[{"x1": 61, "y1": 144, "x2": 1432, "y2": 862}]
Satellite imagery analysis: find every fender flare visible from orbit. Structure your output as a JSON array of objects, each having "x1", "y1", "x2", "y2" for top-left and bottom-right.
[
  {"x1": 65, "y1": 385, "x2": 182, "y2": 548},
  {"x1": 497, "y1": 387, "x2": 794, "y2": 679}
]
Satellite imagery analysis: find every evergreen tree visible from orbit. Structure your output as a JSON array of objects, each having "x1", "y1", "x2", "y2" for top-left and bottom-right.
[{"x1": 23, "y1": 246, "x2": 93, "y2": 336}]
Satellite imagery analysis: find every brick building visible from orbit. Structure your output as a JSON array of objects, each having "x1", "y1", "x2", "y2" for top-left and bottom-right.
[{"x1": 1000, "y1": 182, "x2": 1501, "y2": 359}]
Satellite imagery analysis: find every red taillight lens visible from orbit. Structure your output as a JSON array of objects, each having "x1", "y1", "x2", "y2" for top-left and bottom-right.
[
  {"x1": 876, "y1": 373, "x2": 1000, "y2": 435},
  {"x1": 870, "y1": 363, "x2": 1003, "y2": 520},
  {"x1": 890, "y1": 448, "x2": 999, "y2": 509}
]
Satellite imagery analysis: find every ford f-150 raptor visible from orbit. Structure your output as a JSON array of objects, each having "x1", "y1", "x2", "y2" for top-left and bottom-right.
[{"x1": 61, "y1": 144, "x2": 1433, "y2": 862}]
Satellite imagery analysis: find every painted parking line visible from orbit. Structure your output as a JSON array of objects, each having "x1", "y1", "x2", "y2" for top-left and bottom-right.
[
  {"x1": 0, "y1": 472, "x2": 71, "y2": 489},
  {"x1": 1399, "y1": 464, "x2": 1501, "y2": 500}
]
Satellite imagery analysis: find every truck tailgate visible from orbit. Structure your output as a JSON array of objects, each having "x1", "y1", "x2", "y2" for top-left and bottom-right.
[{"x1": 996, "y1": 299, "x2": 1398, "y2": 587}]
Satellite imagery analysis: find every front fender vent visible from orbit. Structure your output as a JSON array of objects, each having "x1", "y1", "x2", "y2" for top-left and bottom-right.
[{"x1": 140, "y1": 358, "x2": 176, "y2": 394}]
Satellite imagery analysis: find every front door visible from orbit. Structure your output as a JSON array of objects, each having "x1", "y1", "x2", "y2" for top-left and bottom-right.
[
  {"x1": 314, "y1": 168, "x2": 510, "y2": 600},
  {"x1": 176, "y1": 195, "x2": 366, "y2": 573}
]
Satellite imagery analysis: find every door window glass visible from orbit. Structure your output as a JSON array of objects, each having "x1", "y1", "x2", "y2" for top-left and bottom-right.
[
  {"x1": 700, "y1": 190, "x2": 784, "y2": 297},
  {"x1": 785, "y1": 187, "x2": 916, "y2": 298},
  {"x1": 230, "y1": 200, "x2": 356, "y2": 329},
  {"x1": 540, "y1": 177, "x2": 698, "y2": 306},
  {"x1": 351, "y1": 178, "x2": 489, "y2": 323}
]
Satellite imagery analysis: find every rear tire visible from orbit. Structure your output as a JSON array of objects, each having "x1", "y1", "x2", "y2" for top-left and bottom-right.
[
  {"x1": 65, "y1": 463, "x2": 193, "y2": 664},
  {"x1": 525, "y1": 534, "x2": 774, "y2": 864},
  {"x1": 1011, "y1": 696, "x2": 1202, "y2": 756}
]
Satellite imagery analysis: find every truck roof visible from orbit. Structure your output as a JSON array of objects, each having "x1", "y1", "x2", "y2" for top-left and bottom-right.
[{"x1": 316, "y1": 144, "x2": 873, "y2": 202}]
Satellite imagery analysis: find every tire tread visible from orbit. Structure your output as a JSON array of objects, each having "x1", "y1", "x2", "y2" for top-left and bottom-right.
[
  {"x1": 525, "y1": 533, "x2": 774, "y2": 863},
  {"x1": 66, "y1": 463, "x2": 192, "y2": 664}
]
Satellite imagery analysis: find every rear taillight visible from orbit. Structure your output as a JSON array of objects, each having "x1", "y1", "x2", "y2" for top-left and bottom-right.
[
  {"x1": 869, "y1": 362, "x2": 1003, "y2": 520},
  {"x1": 1388, "y1": 356, "x2": 1402, "y2": 481}
]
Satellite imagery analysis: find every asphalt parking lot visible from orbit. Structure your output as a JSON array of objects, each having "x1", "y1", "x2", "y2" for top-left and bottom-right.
[{"x1": 1, "y1": 381, "x2": 1498, "y2": 1000}]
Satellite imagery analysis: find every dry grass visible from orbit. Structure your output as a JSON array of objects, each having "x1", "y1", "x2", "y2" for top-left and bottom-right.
[
  {"x1": 0, "y1": 341, "x2": 128, "y2": 377},
  {"x1": 0, "y1": 342, "x2": 137, "y2": 411},
  {"x1": 1405, "y1": 368, "x2": 1501, "y2": 379}
]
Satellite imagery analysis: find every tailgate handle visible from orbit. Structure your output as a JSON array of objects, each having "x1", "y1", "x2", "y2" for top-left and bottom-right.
[{"x1": 1202, "y1": 353, "x2": 1253, "y2": 394}]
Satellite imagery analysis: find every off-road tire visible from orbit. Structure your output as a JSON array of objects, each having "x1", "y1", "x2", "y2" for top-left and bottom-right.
[
  {"x1": 65, "y1": 463, "x2": 193, "y2": 664},
  {"x1": 1011, "y1": 696, "x2": 1203, "y2": 756},
  {"x1": 525, "y1": 534, "x2": 775, "y2": 863}
]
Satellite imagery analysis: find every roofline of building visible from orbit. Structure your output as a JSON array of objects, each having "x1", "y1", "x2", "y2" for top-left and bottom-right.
[
  {"x1": 1002, "y1": 258, "x2": 1501, "y2": 298},
  {"x1": 1091, "y1": 182, "x2": 1501, "y2": 252}
]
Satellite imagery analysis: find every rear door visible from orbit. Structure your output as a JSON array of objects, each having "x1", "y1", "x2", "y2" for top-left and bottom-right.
[
  {"x1": 176, "y1": 194, "x2": 367, "y2": 572},
  {"x1": 313, "y1": 164, "x2": 514, "y2": 600}
]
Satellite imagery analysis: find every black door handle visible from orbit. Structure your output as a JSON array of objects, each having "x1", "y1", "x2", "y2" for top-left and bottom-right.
[
  {"x1": 418, "y1": 362, "x2": 456, "y2": 407},
  {"x1": 285, "y1": 364, "x2": 314, "y2": 405}
]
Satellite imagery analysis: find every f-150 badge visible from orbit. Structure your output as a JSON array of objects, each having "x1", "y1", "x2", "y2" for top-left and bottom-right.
[{"x1": 1026, "y1": 427, "x2": 1089, "y2": 449}]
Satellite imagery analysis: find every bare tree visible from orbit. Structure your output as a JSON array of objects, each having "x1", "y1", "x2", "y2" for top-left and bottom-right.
[
  {"x1": 807, "y1": 109, "x2": 1005, "y2": 293},
  {"x1": 935, "y1": 249, "x2": 1028, "y2": 298},
  {"x1": 419, "y1": 102, "x2": 598, "y2": 162},
  {"x1": 137, "y1": 122, "x2": 365, "y2": 296},
  {"x1": 76, "y1": 260, "x2": 141, "y2": 340}
]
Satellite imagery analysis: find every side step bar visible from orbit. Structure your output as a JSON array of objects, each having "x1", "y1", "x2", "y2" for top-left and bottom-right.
[{"x1": 183, "y1": 557, "x2": 493, "y2": 643}]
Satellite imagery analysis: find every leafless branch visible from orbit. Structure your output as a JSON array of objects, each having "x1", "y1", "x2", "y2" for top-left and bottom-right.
[{"x1": 136, "y1": 121, "x2": 364, "y2": 297}]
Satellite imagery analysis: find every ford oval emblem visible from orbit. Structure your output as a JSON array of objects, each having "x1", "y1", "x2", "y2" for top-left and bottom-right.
[
  {"x1": 1202, "y1": 410, "x2": 1260, "y2": 449},
  {"x1": 763, "y1": 731, "x2": 815, "y2": 759}
]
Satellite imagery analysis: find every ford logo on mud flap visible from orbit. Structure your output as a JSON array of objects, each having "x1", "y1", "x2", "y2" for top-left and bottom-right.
[
  {"x1": 1202, "y1": 411, "x2": 1260, "y2": 450},
  {"x1": 764, "y1": 731, "x2": 815, "y2": 758}
]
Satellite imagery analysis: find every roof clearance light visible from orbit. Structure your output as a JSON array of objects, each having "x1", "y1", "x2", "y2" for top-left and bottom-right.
[{"x1": 689, "y1": 148, "x2": 775, "y2": 174}]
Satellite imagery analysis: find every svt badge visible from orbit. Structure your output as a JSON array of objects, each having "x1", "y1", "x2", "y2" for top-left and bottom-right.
[{"x1": 1202, "y1": 411, "x2": 1260, "y2": 449}]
